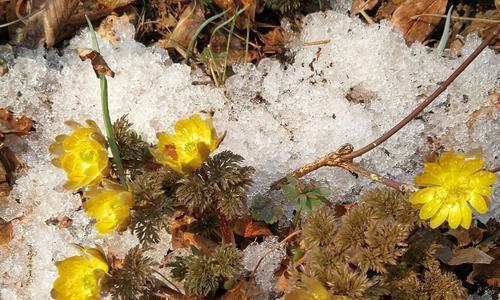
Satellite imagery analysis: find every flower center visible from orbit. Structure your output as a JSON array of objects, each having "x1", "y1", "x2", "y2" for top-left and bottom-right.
[
  {"x1": 79, "y1": 148, "x2": 96, "y2": 162},
  {"x1": 183, "y1": 141, "x2": 197, "y2": 155},
  {"x1": 441, "y1": 173, "x2": 469, "y2": 204}
]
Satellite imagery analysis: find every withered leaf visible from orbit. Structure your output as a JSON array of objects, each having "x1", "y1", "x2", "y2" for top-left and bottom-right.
[
  {"x1": 0, "y1": 109, "x2": 33, "y2": 136},
  {"x1": 94, "y1": 0, "x2": 134, "y2": 10},
  {"x1": 467, "y1": 247, "x2": 500, "y2": 287},
  {"x1": 171, "y1": 214, "x2": 218, "y2": 256},
  {"x1": 231, "y1": 217, "x2": 272, "y2": 238},
  {"x1": 164, "y1": 0, "x2": 205, "y2": 54},
  {"x1": 77, "y1": 48, "x2": 115, "y2": 78},
  {"x1": 258, "y1": 27, "x2": 286, "y2": 54},
  {"x1": 0, "y1": 145, "x2": 25, "y2": 199},
  {"x1": 0, "y1": 219, "x2": 13, "y2": 246},
  {"x1": 443, "y1": 248, "x2": 494, "y2": 266},
  {"x1": 445, "y1": 229, "x2": 471, "y2": 247},
  {"x1": 391, "y1": 0, "x2": 448, "y2": 44},
  {"x1": 221, "y1": 279, "x2": 259, "y2": 300},
  {"x1": 351, "y1": 0, "x2": 379, "y2": 15}
]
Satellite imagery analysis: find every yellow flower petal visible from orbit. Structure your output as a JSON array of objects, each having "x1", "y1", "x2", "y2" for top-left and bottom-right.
[
  {"x1": 468, "y1": 192, "x2": 488, "y2": 214},
  {"x1": 410, "y1": 187, "x2": 438, "y2": 204},
  {"x1": 285, "y1": 290, "x2": 314, "y2": 300},
  {"x1": 83, "y1": 185, "x2": 133, "y2": 235},
  {"x1": 459, "y1": 200, "x2": 472, "y2": 229},
  {"x1": 447, "y1": 203, "x2": 461, "y2": 229},
  {"x1": 430, "y1": 206, "x2": 449, "y2": 228},
  {"x1": 152, "y1": 114, "x2": 221, "y2": 175},
  {"x1": 469, "y1": 171, "x2": 497, "y2": 187},
  {"x1": 439, "y1": 152, "x2": 464, "y2": 171},
  {"x1": 415, "y1": 172, "x2": 442, "y2": 186},
  {"x1": 462, "y1": 159, "x2": 484, "y2": 175},
  {"x1": 419, "y1": 198, "x2": 442, "y2": 220}
]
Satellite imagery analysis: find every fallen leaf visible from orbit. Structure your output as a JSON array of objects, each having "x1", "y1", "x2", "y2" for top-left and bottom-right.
[
  {"x1": 275, "y1": 271, "x2": 293, "y2": 293},
  {"x1": 258, "y1": 27, "x2": 286, "y2": 54},
  {"x1": 467, "y1": 247, "x2": 500, "y2": 287},
  {"x1": 461, "y1": 10, "x2": 500, "y2": 43},
  {"x1": 0, "y1": 145, "x2": 25, "y2": 199},
  {"x1": 445, "y1": 229, "x2": 471, "y2": 247},
  {"x1": 221, "y1": 279, "x2": 259, "y2": 300},
  {"x1": 0, "y1": 218, "x2": 13, "y2": 245},
  {"x1": 392, "y1": 0, "x2": 448, "y2": 44},
  {"x1": 77, "y1": 48, "x2": 115, "y2": 78},
  {"x1": 163, "y1": 0, "x2": 205, "y2": 55},
  {"x1": 351, "y1": 0, "x2": 379, "y2": 15},
  {"x1": 442, "y1": 248, "x2": 494, "y2": 265},
  {"x1": 0, "y1": 109, "x2": 33, "y2": 137},
  {"x1": 97, "y1": 11, "x2": 138, "y2": 44},
  {"x1": 171, "y1": 214, "x2": 218, "y2": 256},
  {"x1": 230, "y1": 217, "x2": 272, "y2": 237},
  {"x1": 94, "y1": 0, "x2": 134, "y2": 10}
]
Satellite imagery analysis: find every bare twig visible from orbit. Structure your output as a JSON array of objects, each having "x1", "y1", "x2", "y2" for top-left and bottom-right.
[
  {"x1": 410, "y1": 14, "x2": 500, "y2": 24},
  {"x1": 490, "y1": 166, "x2": 500, "y2": 173},
  {"x1": 302, "y1": 39, "x2": 331, "y2": 46},
  {"x1": 338, "y1": 162, "x2": 411, "y2": 192},
  {"x1": 252, "y1": 230, "x2": 301, "y2": 276},
  {"x1": 271, "y1": 23, "x2": 500, "y2": 190}
]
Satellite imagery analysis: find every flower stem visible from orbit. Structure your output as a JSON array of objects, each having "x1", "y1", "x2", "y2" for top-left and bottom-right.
[{"x1": 85, "y1": 16, "x2": 127, "y2": 189}]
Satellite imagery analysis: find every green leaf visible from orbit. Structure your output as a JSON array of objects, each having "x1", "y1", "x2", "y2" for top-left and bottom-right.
[
  {"x1": 286, "y1": 174, "x2": 299, "y2": 186},
  {"x1": 250, "y1": 195, "x2": 284, "y2": 224},
  {"x1": 191, "y1": 246, "x2": 203, "y2": 257}
]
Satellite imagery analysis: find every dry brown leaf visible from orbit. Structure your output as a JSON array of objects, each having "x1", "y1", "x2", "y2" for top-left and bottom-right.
[
  {"x1": 461, "y1": 10, "x2": 500, "y2": 42},
  {"x1": 351, "y1": 0, "x2": 378, "y2": 15},
  {"x1": 170, "y1": 214, "x2": 218, "y2": 256},
  {"x1": 97, "y1": 11, "x2": 138, "y2": 44},
  {"x1": 258, "y1": 27, "x2": 286, "y2": 54},
  {"x1": 77, "y1": 48, "x2": 115, "y2": 78},
  {"x1": 165, "y1": 0, "x2": 205, "y2": 53},
  {"x1": 391, "y1": 0, "x2": 448, "y2": 44},
  {"x1": 275, "y1": 272, "x2": 293, "y2": 293},
  {"x1": 0, "y1": 219, "x2": 13, "y2": 246},
  {"x1": 445, "y1": 229, "x2": 471, "y2": 247},
  {"x1": 0, "y1": 109, "x2": 33, "y2": 137},
  {"x1": 221, "y1": 279, "x2": 259, "y2": 300},
  {"x1": 445, "y1": 248, "x2": 494, "y2": 265},
  {"x1": 0, "y1": 145, "x2": 25, "y2": 199},
  {"x1": 230, "y1": 217, "x2": 272, "y2": 237},
  {"x1": 467, "y1": 247, "x2": 500, "y2": 287},
  {"x1": 94, "y1": 0, "x2": 133, "y2": 10}
]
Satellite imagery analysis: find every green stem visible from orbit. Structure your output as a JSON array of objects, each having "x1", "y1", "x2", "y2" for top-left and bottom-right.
[
  {"x1": 85, "y1": 16, "x2": 127, "y2": 189},
  {"x1": 185, "y1": 9, "x2": 229, "y2": 63},
  {"x1": 222, "y1": 7, "x2": 246, "y2": 82},
  {"x1": 290, "y1": 206, "x2": 302, "y2": 233}
]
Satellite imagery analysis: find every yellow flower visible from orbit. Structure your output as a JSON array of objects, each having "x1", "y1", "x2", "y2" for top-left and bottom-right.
[
  {"x1": 50, "y1": 120, "x2": 109, "y2": 190},
  {"x1": 51, "y1": 246, "x2": 109, "y2": 300},
  {"x1": 285, "y1": 275, "x2": 332, "y2": 300},
  {"x1": 83, "y1": 180, "x2": 133, "y2": 235},
  {"x1": 150, "y1": 114, "x2": 222, "y2": 174},
  {"x1": 410, "y1": 152, "x2": 497, "y2": 229}
]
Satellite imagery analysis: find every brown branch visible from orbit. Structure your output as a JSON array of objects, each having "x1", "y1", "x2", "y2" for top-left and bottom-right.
[
  {"x1": 251, "y1": 230, "x2": 301, "y2": 276},
  {"x1": 490, "y1": 166, "x2": 500, "y2": 173},
  {"x1": 343, "y1": 23, "x2": 500, "y2": 160},
  {"x1": 270, "y1": 23, "x2": 500, "y2": 190},
  {"x1": 338, "y1": 162, "x2": 412, "y2": 192}
]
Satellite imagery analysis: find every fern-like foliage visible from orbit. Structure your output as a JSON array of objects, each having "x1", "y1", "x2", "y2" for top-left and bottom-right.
[
  {"x1": 328, "y1": 265, "x2": 376, "y2": 299},
  {"x1": 206, "y1": 151, "x2": 255, "y2": 219},
  {"x1": 167, "y1": 244, "x2": 244, "y2": 297},
  {"x1": 130, "y1": 168, "x2": 179, "y2": 244},
  {"x1": 113, "y1": 115, "x2": 150, "y2": 175},
  {"x1": 111, "y1": 246, "x2": 160, "y2": 300},
  {"x1": 175, "y1": 151, "x2": 254, "y2": 220},
  {"x1": 337, "y1": 204, "x2": 371, "y2": 249}
]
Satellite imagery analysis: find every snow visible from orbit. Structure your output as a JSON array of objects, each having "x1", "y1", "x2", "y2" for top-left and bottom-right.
[{"x1": 0, "y1": 11, "x2": 498, "y2": 299}]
